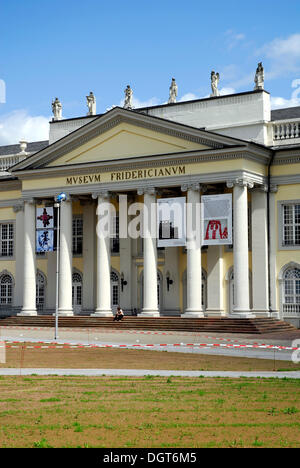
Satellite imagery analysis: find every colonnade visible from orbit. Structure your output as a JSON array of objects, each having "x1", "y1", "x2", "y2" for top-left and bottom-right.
[{"x1": 18, "y1": 180, "x2": 270, "y2": 318}]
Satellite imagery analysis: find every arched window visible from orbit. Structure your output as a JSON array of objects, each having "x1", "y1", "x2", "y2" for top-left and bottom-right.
[
  {"x1": 0, "y1": 273, "x2": 13, "y2": 305},
  {"x1": 111, "y1": 271, "x2": 120, "y2": 309},
  {"x1": 36, "y1": 271, "x2": 46, "y2": 311},
  {"x1": 72, "y1": 272, "x2": 82, "y2": 313},
  {"x1": 283, "y1": 268, "x2": 300, "y2": 315}
]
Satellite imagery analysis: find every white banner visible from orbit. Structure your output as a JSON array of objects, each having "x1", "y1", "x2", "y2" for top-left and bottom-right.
[
  {"x1": 157, "y1": 197, "x2": 186, "y2": 247},
  {"x1": 202, "y1": 194, "x2": 232, "y2": 245},
  {"x1": 36, "y1": 229, "x2": 54, "y2": 252},
  {"x1": 36, "y1": 207, "x2": 54, "y2": 229}
]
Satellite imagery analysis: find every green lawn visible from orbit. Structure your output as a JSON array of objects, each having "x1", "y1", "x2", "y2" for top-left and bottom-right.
[{"x1": 0, "y1": 375, "x2": 299, "y2": 448}]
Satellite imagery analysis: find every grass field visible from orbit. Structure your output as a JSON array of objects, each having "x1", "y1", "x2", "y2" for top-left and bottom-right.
[
  {"x1": 0, "y1": 375, "x2": 299, "y2": 448},
  {"x1": 1, "y1": 343, "x2": 300, "y2": 372}
]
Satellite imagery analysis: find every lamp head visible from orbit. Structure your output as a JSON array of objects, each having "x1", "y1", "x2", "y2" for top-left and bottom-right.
[{"x1": 56, "y1": 192, "x2": 67, "y2": 203}]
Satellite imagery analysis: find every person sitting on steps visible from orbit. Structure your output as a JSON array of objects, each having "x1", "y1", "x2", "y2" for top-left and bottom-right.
[{"x1": 113, "y1": 306, "x2": 124, "y2": 321}]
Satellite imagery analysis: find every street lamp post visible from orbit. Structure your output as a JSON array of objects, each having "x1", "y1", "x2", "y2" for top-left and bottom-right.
[{"x1": 54, "y1": 193, "x2": 67, "y2": 340}]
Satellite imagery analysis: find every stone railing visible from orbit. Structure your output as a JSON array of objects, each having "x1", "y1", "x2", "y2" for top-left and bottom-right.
[
  {"x1": 0, "y1": 154, "x2": 26, "y2": 172},
  {"x1": 273, "y1": 119, "x2": 300, "y2": 143},
  {"x1": 283, "y1": 304, "x2": 300, "y2": 317}
]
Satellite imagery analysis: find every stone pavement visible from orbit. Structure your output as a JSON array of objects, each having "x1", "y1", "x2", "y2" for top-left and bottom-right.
[{"x1": 0, "y1": 368, "x2": 299, "y2": 378}]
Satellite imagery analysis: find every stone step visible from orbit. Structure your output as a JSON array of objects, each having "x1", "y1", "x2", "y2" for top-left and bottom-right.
[{"x1": 0, "y1": 316, "x2": 296, "y2": 334}]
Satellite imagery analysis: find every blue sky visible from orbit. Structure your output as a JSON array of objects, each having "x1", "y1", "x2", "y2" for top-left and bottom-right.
[{"x1": 1, "y1": 0, "x2": 300, "y2": 143}]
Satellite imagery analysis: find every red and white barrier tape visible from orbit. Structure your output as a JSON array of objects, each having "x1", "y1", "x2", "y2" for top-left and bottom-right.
[{"x1": 2, "y1": 340, "x2": 300, "y2": 351}]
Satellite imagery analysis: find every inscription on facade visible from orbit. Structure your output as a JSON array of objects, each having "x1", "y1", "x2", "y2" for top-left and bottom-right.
[
  {"x1": 65, "y1": 165, "x2": 186, "y2": 186},
  {"x1": 110, "y1": 165, "x2": 186, "y2": 181},
  {"x1": 66, "y1": 174, "x2": 101, "y2": 185}
]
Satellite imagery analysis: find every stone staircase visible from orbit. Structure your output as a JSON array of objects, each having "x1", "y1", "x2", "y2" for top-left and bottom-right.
[{"x1": 0, "y1": 315, "x2": 297, "y2": 334}]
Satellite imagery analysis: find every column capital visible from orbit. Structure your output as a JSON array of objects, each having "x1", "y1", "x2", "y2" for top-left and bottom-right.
[
  {"x1": 92, "y1": 190, "x2": 111, "y2": 200},
  {"x1": 23, "y1": 197, "x2": 36, "y2": 205},
  {"x1": 181, "y1": 183, "x2": 201, "y2": 193},
  {"x1": 269, "y1": 184, "x2": 278, "y2": 193},
  {"x1": 251, "y1": 183, "x2": 268, "y2": 193},
  {"x1": 226, "y1": 178, "x2": 254, "y2": 189},
  {"x1": 137, "y1": 186, "x2": 156, "y2": 196},
  {"x1": 13, "y1": 201, "x2": 24, "y2": 213}
]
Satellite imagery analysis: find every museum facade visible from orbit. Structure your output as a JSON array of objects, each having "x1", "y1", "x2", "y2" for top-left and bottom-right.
[{"x1": 0, "y1": 85, "x2": 299, "y2": 326}]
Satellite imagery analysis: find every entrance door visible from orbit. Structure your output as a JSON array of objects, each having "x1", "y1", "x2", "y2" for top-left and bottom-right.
[
  {"x1": 111, "y1": 271, "x2": 120, "y2": 313},
  {"x1": 72, "y1": 272, "x2": 82, "y2": 315}
]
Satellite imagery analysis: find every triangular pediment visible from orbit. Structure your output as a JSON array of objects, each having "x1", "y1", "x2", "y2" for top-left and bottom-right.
[
  {"x1": 10, "y1": 107, "x2": 243, "y2": 172},
  {"x1": 46, "y1": 122, "x2": 211, "y2": 167}
]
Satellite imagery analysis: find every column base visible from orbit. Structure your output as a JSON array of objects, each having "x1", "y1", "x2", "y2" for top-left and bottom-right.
[
  {"x1": 92, "y1": 310, "x2": 113, "y2": 317},
  {"x1": 138, "y1": 309, "x2": 160, "y2": 317},
  {"x1": 205, "y1": 309, "x2": 226, "y2": 317},
  {"x1": 181, "y1": 310, "x2": 204, "y2": 318},
  {"x1": 252, "y1": 310, "x2": 272, "y2": 318},
  {"x1": 57, "y1": 309, "x2": 74, "y2": 317},
  {"x1": 18, "y1": 309, "x2": 38, "y2": 317},
  {"x1": 229, "y1": 310, "x2": 256, "y2": 318},
  {"x1": 270, "y1": 310, "x2": 280, "y2": 319}
]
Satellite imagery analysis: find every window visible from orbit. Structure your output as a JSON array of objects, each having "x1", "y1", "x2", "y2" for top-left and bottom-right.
[
  {"x1": 283, "y1": 204, "x2": 300, "y2": 246},
  {"x1": 0, "y1": 273, "x2": 13, "y2": 305},
  {"x1": 72, "y1": 272, "x2": 82, "y2": 309},
  {"x1": 72, "y1": 217, "x2": 83, "y2": 255},
  {"x1": 283, "y1": 268, "x2": 300, "y2": 315},
  {"x1": 36, "y1": 272, "x2": 46, "y2": 311},
  {"x1": 0, "y1": 223, "x2": 14, "y2": 257},
  {"x1": 111, "y1": 215, "x2": 119, "y2": 254},
  {"x1": 111, "y1": 272, "x2": 119, "y2": 306}
]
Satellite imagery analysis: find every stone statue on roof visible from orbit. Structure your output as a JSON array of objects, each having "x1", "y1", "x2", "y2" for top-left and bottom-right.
[
  {"x1": 168, "y1": 78, "x2": 178, "y2": 104},
  {"x1": 254, "y1": 62, "x2": 264, "y2": 90},
  {"x1": 210, "y1": 71, "x2": 220, "y2": 97},
  {"x1": 86, "y1": 91, "x2": 96, "y2": 116},
  {"x1": 52, "y1": 97, "x2": 62, "y2": 121},
  {"x1": 124, "y1": 85, "x2": 133, "y2": 109}
]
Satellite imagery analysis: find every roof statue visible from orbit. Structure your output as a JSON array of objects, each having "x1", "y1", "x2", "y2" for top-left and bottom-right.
[
  {"x1": 168, "y1": 78, "x2": 178, "y2": 104},
  {"x1": 254, "y1": 62, "x2": 264, "y2": 90},
  {"x1": 52, "y1": 97, "x2": 62, "y2": 121},
  {"x1": 210, "y1": 71, "x2": 220, "y2": 97},
  {"x1": 124, "y1": 85, "x2": 133, "y2": 109},
  {"x1": 86, "y1": 91, "x2": 96, "y2": 116}
]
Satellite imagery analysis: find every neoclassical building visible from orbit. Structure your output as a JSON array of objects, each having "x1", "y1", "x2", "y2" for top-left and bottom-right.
[{"x1": 0, "y1": 82, "x2": 299, "y2": 326}]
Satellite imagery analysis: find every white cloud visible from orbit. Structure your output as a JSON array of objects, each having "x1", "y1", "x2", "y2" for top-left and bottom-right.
[
  {"x1": 179, "y1": 93, "x2": 200, "y2": 102},
  {"x1": 219, "y1": 87, "x2": 236, "y2": 96},
  {"x1": 271, "y1": 78, "x2": 300, "y2": 109},
  {"x1": 225, "y1": 30, "x2": 246, "y2": 50},
  {"x1": 0, "y1": 110, "x2": 49, "y2": 145},
  {"x1": 258, "y1": 33, "x2": 300, "y2": 79}
]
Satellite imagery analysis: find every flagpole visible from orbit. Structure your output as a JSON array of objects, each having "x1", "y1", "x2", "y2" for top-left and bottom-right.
[
  {"x1": 54, "y1": 192, "x2": 67, "y2": 341},
  {"x1": 54, "y1": 201, "x2": 60, "y2": 340}
]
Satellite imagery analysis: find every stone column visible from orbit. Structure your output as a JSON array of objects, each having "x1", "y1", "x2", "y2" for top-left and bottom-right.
[
  {"x1": 18, "y1": 199, "x2": 37, "y2": 316},
  {"x1": 13, "y1": 202, "x2": 24, "y2": 311},
  {"x1": 83, "y1": 200, "x2": 96, "y2": 314},
  {"x1": 119, "y1": 195, "x2": 132, "y2": 314},
  {"x1": 206, "y1": 246, "x2": 225, "y2": 316},
  {"x1": 251, "y1": 185, "x2": 270, "y2": 316},
  {"x1": 269, "y1": 185, "x2": 279, "y2": 318},
  {"x1": 138, "y1": 187, "x2": 159, "y2": 317},
  {"x1": 58, "y1": 198, "x2": 73, "y2": 316},
  {"x1": 181, "y1": 184, "x2": 204, "y2": 318},
  {"x1": 92, "y1": 191, "x2": 113, "y2": 316},
  {"x1": 227, "y1": 178, "x2": 255, "y2": 318}
]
